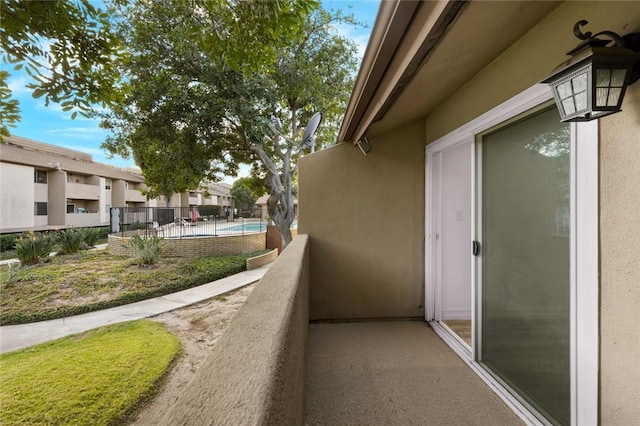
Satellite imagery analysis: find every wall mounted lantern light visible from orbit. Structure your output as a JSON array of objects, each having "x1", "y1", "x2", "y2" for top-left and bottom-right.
[{"x1": 542, "y1": 20, "x2": 640, "y2": 122}]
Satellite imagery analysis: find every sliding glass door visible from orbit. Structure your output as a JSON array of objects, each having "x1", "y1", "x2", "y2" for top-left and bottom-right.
[{"x1": 478, "y1": 107, "x2": 571, "y2": 425}]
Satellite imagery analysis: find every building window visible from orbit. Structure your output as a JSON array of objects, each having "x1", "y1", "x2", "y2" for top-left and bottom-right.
[
  {"x1": 67, "y1": 204, "x2": 75, "y2": 213},
  {"x1": 34, "y1": 169, "x2": 47, "y2": 184},
  {"x1": 34, "y1": 202, "x2": 48, "y2": 216},
  {"x1": 105, "y1": 179, "x2": 112, "y2": 190}
]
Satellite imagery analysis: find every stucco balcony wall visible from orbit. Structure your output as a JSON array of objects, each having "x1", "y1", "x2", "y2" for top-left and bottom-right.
[
  {"x1": 125, "y1": 189, "x2": 146, "y2": 203},
  {"x1": 159, "y1": 234, "x2": 309, "y2": 425},
  {"x1": 65, "y1": 213, "x2": 102, "y2": 227},
  {"x1": 66, "y1": 182, "x2": 100, "y2": 200}
]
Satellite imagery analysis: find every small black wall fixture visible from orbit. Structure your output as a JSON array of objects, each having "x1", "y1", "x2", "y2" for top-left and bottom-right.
[
  {"x1": 542, "y1": 20, "x2": 640, "y2": 122},
  {"x1": 356, "y1": 136, "x2": 372, "y2": 156}
]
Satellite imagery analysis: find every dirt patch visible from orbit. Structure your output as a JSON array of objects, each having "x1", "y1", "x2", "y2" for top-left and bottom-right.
[{"x1": 128, "y1": 282, "x2": 256, "y2": 425}]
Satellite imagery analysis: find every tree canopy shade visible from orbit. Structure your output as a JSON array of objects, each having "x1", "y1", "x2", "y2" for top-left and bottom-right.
[
  {"x1": 0, "y1": 0, "x2": 124, "y2": 136},
  {"x1": 101, "y1": 0, "x2": 359, "y2": 246},
  {"x1": 231, "y1": 178, "x2": 259, "y2": 212}
]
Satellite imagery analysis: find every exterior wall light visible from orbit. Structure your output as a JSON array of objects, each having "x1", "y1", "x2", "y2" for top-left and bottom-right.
[
  {"x1": 542, "y1": 20, "x2": 640, "y2": 122},
  {"x1": 356, "y1": 136, "x2": 372, "y2": 155}
]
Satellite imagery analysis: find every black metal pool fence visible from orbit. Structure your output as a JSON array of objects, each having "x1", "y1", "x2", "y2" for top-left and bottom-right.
[{"x1": 109, "y1": 206, "x2": 267, "y2": 238}]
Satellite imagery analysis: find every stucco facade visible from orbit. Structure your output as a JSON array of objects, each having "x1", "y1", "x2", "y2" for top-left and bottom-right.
[
  {"x1": 0, "y1": 136, "x2": 235, "y2": 233},
  {"x1": 299, "y1": 120, "x2": 425, "y2": 320}
]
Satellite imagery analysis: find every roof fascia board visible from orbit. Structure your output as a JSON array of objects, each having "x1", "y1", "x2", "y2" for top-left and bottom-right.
[
  {"x1": 339, "y1": 0, "x2": 465, "y2": 145},
  {"x1": 338, "y1": 0, "x2": 420, "y2": 144}
]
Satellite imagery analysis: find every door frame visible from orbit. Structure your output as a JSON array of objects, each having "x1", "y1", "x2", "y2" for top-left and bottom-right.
[{"x1": 425, "y1": 84, "x2": 598, "y2": 426}]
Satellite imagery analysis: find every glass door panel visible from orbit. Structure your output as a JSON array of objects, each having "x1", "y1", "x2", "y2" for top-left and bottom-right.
[{"x1": 480, "y1": 107, "x2": 570, "y2": 425}]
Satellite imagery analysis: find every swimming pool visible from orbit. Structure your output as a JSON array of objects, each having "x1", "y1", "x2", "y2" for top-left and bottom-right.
[{"x1": 224, "y1": 222, "x2": 268, "y2": 232}]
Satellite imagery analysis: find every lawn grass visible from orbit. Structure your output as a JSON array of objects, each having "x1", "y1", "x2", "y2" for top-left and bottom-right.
[
  {"x1": 0, "y1": 249, "x2": 268, "y2": 325},
  {"x1": 0, "y1": 320, "x2": 180, "y2": 425}
]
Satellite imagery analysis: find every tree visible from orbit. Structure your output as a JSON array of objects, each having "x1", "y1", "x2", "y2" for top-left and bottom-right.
[
  {"x1": 0, "y1": 0, "x2": 124, "y2": 136},
  {"x1": 231, "y1": 178, "x2": 258, "y2": 212},
  {"x1": 102, "y1": 1, "x2": 359, "y2": 247}
]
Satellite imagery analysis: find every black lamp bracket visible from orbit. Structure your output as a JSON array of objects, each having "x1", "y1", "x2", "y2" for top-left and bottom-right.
[
  {"x1": 573, "y1": 20, "x2": 625, "y2": 48},
  {"x1": 571, "y1": 20, "x2": 640, "y2": 85}
]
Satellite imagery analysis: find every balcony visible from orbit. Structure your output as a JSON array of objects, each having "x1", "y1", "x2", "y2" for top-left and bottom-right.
[
  {"x1": 65, "y1": 213, "x2": 103, "y2": 227},
  {"x1": 66, "y1": 182, "x2": 100, "y2": 200},
  {"x1": 157, "y1": 235, "x2": 522, "y2": 424},
  {"x1": 125, "y1": 188, "x2": 146, "y2": 203}
]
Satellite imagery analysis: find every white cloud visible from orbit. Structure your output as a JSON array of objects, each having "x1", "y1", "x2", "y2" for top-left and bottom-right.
[
  {"x1": 331, "y1": 22, "x2": 371, "y2": 63},
  {"x1": 6, "y1": 75, "x2": 31, "y2": 95},
  {"x1": 45, "y1": 126, "x2": 108, "y2": 141}
]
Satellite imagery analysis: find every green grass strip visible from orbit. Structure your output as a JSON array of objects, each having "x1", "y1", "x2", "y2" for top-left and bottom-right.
[{"x1": 0, "y1": 321, "x2": 180, "y2": 425}]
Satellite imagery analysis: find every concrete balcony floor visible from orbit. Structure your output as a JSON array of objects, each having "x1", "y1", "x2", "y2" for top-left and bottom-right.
[{"x1": 305, "y1": 321, "x2": 523, "y2": 425}]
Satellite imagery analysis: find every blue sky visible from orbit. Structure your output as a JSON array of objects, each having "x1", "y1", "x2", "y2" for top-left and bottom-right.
[{"x1": 5, "y1": 0, "x2": 379, "y2": 183}]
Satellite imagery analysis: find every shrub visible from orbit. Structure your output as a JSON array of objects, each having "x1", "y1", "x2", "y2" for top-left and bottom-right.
[
  {"x1": 96, "y1": 226, "x2": 111, "y2": 240},
  {"x1": 3, "y1": 264, "x2": 21, "y2": 284},
  {"x1": 56, "y1": 228, "x2": 87, "y2": 254},
  {"x1": 15, "y1": 231, "x2": 55, "y2": 265},
  {"x1": 126, "y1": 234, "x2": 163, "y2": 266},
  {"x1": 83, "y1": 227, "x2": 100, "y2": 247},
  {"x1": 197, "y1": 204, "x2": 221, "y2": 217},
  {"x1": 1, "y1": 233, "x2": 20, "y2": 252}
]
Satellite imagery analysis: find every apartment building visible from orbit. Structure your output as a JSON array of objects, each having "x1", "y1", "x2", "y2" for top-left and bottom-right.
[{"x1": 0, "y1": 136, "x2": 233, "y2": 233}]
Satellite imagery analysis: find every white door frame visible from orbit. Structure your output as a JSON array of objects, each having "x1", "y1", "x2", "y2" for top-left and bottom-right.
[{"x1": 425, "y1": 84, "x2": 598, "y2": 426}]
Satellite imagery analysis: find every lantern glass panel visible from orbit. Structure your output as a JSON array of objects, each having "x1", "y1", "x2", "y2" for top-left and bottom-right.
[
  {"x1": 562, "y1": 97, "x2": 576, "y2": 114},
  {"x1": 557, "y1": 81, "x2": 573, "y2": 100},
  {"x1": 572, "y1": 73, "x2": 588, "y2": 93},
  {"x1": 596, "y1": 88, "x2": 609, "y2": 107},
  {"x1": 610, "y1": 69, "x2": 626, "y2": 87},
  {"x1": 596, "y1": 69, "x2": 612, "y2": 87},
  {"x1": 608, "y1": 87, "x2": 622, "y2": 106},
  {"x1": 575, "y1": 91, "x2": 588, "y2": 111}
]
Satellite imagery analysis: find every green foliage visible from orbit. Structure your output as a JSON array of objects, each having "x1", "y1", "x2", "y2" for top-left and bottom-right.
[
  {"x1": 1, "y1": 233, "x2": 20, "y2": 252},
  {"x1": 231, "y1": 178, "x2": 258, "y2": 210},
  {"x1": 56, "y1": 228, "x2": 87, "y2": 254},
  {"x1": 83, "y1": 227, "x2": 100, "y2": 247},
  {"x1": 15, "y1": 231, "x2": 55, "y2": 266},
  {"x1": 96, "y1": 226, "x2": 111, "y2": 240},
  {"x1": 0, "y1": 0, "x2": 125, "y2": 134},
  {"x1": 197, "y1": 0, "x2": 319, "y2": 74},
  {"x1": 100, "y1": 3, "x2": 359, "y2": 245},
  {"x1": 197, "y1": 205, "x2": 221, "y2": 217},
  {"x1": 126, "y1": 234, "x2": 163, "y2": 266},
  {"x1": 0, "y1": 249, "x2": 264, "y2": 325},
  {"x1": 4, "y1": 264, "x2": 20, "y2": 284},
  {"x1": 0, "y1": 321, "x2": 179, "y2": 425},
  {"x1": 0, "y1": 71, "x2": 20, "y2": 136}
]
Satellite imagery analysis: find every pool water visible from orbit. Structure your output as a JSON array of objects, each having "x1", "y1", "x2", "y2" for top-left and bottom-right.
[{"x1": 224, "y1": 223, "x2": 268, "y2": 232}]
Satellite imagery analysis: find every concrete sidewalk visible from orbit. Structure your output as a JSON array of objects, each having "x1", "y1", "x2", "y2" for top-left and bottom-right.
[{"x1": 0, "y1": 264, "x2": 270, "y2": 354}]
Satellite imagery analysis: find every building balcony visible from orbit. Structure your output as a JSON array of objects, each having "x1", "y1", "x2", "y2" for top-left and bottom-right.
[
  {"x1": 66, "y1": 182, "x2": 100, "y2": 200},
  {"x1": 125, "y1": 189, "x2": 146, "y2": 203},
  {"x1": 157, "y1": 235, "x2": 521, "y2": 424},
  {"x1": 65, "y1": 213, "x2": 104, "y2": 227}
]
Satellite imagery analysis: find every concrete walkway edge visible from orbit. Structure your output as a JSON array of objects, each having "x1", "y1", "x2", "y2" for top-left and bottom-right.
[{"x1": 0, "y1": 264, "x2": 271, "y2": 354}]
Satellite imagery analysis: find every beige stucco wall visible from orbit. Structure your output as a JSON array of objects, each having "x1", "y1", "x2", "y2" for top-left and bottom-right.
[
  {"x1": 420, "y1": 3, "x2": 640, "y2": 423},
  {"x1": 425, "y1": 2, "x2": 640, "y2": 144},
  {"x1": 599, "y1": 82, "x2": 640, "y2": 425},
  {"x1": 0, "y1": 163, "x2": 35, "y2": 230},
  {"x1": 47, "y1": 169, "x2": 66, "y2": 226},
  {"x1": 160, "y1": 235, "x2": 309, "y2": 425},
  {"x1": 299, "y1": 120, "x2": 425, "y2": 320}
]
